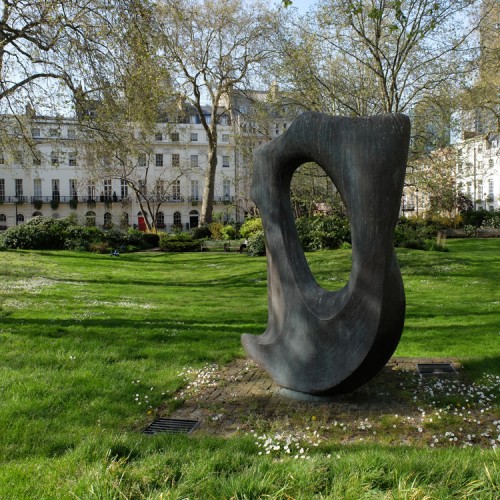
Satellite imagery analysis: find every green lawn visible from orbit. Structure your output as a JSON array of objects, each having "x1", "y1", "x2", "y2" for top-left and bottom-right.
[{"x1": 0, "y1": 239, "x2": 498, "y2": 498}]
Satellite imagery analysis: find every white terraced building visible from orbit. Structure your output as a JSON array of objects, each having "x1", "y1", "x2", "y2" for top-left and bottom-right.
[
  {"x1": 455, "y1": 132, "x2": 500, "y2": 212},
  {"x1": 0, "y1": 106, "x2": 248, "y2": 232}
]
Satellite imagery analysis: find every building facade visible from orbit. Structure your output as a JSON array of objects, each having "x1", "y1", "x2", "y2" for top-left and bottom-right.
[
  {"x1": 0, "y1": 107, "x2": 245, "y2": 232},
  {"x1": 455, "y1": 132, "x2": 500, "y2": 212}
]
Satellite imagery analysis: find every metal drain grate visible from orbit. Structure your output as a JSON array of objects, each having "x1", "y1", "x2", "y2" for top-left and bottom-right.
[
  {"x1": 143, "y1": 418, "x2": 199, "y2": 435},
  {"x1": 417, "y1": 363, "x2": 456, "y2": 376}
]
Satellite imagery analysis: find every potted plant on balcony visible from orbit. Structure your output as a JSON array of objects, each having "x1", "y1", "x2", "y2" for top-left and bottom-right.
[
  {"x1": 50, "y1": 199, "x2": 59, "y2": 210},
  {"x1": 33, "y1": 199, "x2": 43, "y2": 210},
  {"x1": 69, "y1": 198, "x2": 78, "y2": 210}
]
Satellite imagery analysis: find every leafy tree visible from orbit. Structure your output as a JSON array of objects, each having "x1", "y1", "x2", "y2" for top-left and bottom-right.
[
  {"x1": 272, "y1": 0, "x2": 481, "y2": 119},
  {"x1": 155, "y1": 0, "x2": 274, "y2": 224},
  {"x1": 75, "y1": 1, "x2": 193, "y2": 234}
]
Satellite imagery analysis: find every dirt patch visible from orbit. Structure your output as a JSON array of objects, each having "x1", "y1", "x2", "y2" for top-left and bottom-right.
[{"x1": 162, "y1": 357, "x2": 499, "y2": 449}]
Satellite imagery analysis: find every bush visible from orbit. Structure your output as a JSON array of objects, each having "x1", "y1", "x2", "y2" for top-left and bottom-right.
[
  {"x1": 247, "y1": 231, "x2": 266, "y2": 256},
  {"x1": 393, "y1": 217, "x2": 444, "y2": 250},
  {"x1": 123, "y1": 229, "x2": 152, "y2": 250},
  {"x1": 221, "y1": 224, "x2": 237, "y2": 240},
  {"x1": 209, "y1": 221, "x2": 224, "y2": 240},
  {"x1": 191, "y1": 224, "x2": 211, "y2": 239},
  {"x1": 2, "y1": 216, "x2": 69, "y2": 250},
  {"x1": 481, "y1": 212, "x2": 500, "y2": 229},
  {"x1": 240, "y1": 217, "x2": 263, "y2": 239},
  {"x1": 296, "y1": 215, "x2": 351, "y2": 251},
  {"x1": 142, "y1": 232, "x2": 160, "y2": 248},
  {"x1": 461, "y1": 209, "x2": 489, "y2": 228},
  {"x1": 159, "y1": 233, "x2": 204, "y2": 252}
]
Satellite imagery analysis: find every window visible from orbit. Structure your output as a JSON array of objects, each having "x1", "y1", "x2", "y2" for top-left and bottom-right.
[
  {"x1": 88, "y1": 181, "x2": 96, "y2": 200},
  {"x1": 120, "y1": 212, "x2": 129, "y2": 227},
  {"x1": 223, "y1": 179, "x2": 231, "y2": 200},
  {"x1": 49, "y1": 128, "x2": 59, "y2": 137},
  {"x1": 173, "y1": 211, "x2": 182, "y2": 226},
  {"x1": 69, "y1": 179, "x2": 77, "y2": 199},
  {"x1": 33, "y1": 179, "x2": 42, "y2": 199},
  {"x1": 68, "y1": 152, "x2": 77, "y2": 166},
  {"x1": 0, "y1": 179, "x2": 4, "y2": 202},
  {"x1": 172, "y1": 154, "x2": 180, "y2": 167},
  {"x1": 33, "y1": 154, "x2": 41, "y2": 166},
  {"x1": 67, "y1": 128, "x2": 76, "y2": 139},
  {"x1": 52, "y1": 179, "x2": 60, "y2": 201},
  {"x1": 15, "y1": 179, "x2": 23, "y2": 197},
  {"x1": 222, "y1": 155, "x2": 230, "y2": 168},
  {"x1": 104, "y1": 212, "x2": 112, "y2": 227},
  {"x1": 104, "y1": 179, "x2": 112, "y2": 199},
  {"x1": 51, "y1": 153, "x2": 59, "y2": 166},
  {"x1": 86, "y1": 211, "x2": 96, "y2": 227},
  {"x1": 0, "y1": 213, "x2": 6, "y2": 222},
  {"x1": 190, "y1": 155, "x2": 198, "y2": 167},
  {"x1": 488, "y1": 179, "x2": 494, "y2": 197},
  {"x1": 191, "y1": 180, "x2": 199, "y2": 201},
  {"x1": 17, "y1": 214, "x2": 25, "y2": 224},
  {"x1": 155, "y1": 180, "x2": 165, "y2": 199},
  {"x1": 221, "y1": 133, "x2": 229, "y2": 143},
  {"x1": 172, "y1": 180, "x2": 181, "y2": 200},
  {"x1": 466, "y1": 182, "x2": 472, "y2": 195},
  {"x1": 121, "y1": 179, "x2": 128, "y2": 199},
  {"x1": 31, "y1": 127, "x2": 41, "y2": 138},
  {"x1": 138, "y1": 153, "x2": 147, "y2": 167},
  {"x1": 155, "y1": 153, "x2": 164, "y2": 167},
  {"x1": 0, "y1": 152, "x2": 4, "y2": 164},
  {"x1": 139, "y1": 180, "x2": 147, "y2": 196},
  {"x1": 155, "y1": 132, "x2": 163, "y2": 141},
  {"x1": 190, "y1": 133, "x2": 198, "y2": 142},
  {"x1": 157, "y1": 211, "x2": 165, "y2": 228},
  {"x1": 220, "y1": 115, "x2": 229, "y2": 125},
  {"x1": 170, "y1": 132, "x2": 179, "y2": 142}
]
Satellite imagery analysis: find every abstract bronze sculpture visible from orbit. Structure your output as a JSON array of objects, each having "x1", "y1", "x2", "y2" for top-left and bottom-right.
[{"x1": 241, "y1": 112, "x2": 411, "y2": 396}]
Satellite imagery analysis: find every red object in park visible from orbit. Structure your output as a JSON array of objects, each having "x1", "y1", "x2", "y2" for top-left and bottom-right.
[{"x1": 138, "y1": 216, "x2": 146, "y2": 232}]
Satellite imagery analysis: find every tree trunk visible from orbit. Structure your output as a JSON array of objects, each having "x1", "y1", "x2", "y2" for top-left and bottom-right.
[{"x1": 200, "y1": 130, "x2": 218, "y2": 224}]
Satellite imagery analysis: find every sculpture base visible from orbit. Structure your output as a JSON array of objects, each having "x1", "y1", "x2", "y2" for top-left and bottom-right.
[{"x1": 278, "y1": 387, "x2": 341, "y2": 402}]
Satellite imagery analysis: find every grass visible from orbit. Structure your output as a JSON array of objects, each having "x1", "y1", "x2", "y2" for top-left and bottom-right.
[{"x1": 0, "y1": 239, "x2": 498, "y2": 498}]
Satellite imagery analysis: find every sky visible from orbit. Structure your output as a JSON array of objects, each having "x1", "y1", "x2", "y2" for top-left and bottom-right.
[{"x1": 273, "y1": 0, "x2": 315, "y2": 15}]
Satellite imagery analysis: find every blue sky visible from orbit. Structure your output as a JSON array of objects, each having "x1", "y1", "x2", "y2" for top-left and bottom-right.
[{"x1": 273, "y1": 0, "x2": 314, "y2": 14}]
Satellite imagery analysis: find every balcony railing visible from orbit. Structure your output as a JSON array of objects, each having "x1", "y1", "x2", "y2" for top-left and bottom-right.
[{"x1": 0, "y1": 194, "x2": 235, "y2": 205}]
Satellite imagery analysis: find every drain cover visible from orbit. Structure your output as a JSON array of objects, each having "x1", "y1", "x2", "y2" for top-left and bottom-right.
[
  {"x1": 417, "y1": 363, "x2": 456, "y2": 376},
  {"x1": 143, "y1": 418, "x2": 199, "y2": 435}
]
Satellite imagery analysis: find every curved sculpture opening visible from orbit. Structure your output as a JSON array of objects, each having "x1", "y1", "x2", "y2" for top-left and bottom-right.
[{"x1": 291, "y1": 162, "x2": 352, "y2": 292}]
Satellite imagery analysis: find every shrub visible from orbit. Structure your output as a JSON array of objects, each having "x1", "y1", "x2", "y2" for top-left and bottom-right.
[
  {"x1": 123, "y1": 229, "x2": 152, "y2": 250},
  {"x1": 461, "y1": 209, "x2": 489, "y2": 228},
  {"x1": 481, "y1": 212, "x2": 500, "y2": 229},
  {"x1": 240, "y1": 217, "x2": 263, "y2": 239},
  {"x1": 142, "y1": 232, "x2": 160, "y2": 248},
  {"x1": 296, "y1": 215, "x2": 351, "y2": 251},
  {"x1": 221, "y1": 224, "x2": 237, "y2": 240},
  {"x1": 463, "y1": 225, "x2": 478, "y2": 238},
  {"x1": 209, "y1": 221, "x2": 224, "y2": 240},
  {"x1": 247, "y1": 230, "x2": 266, "y2": 256},
  {"x1": 191, "y1": 224, "x2": 211, "y2": 239},
  {"x1": 159, "y1": 233, "x2": 203, "y2": 252},
  {"x1": 88, "y1": 242, "x2": 109, "y2": 253},
  {"x1": 2, "y1": 216, "x2": 68, "y2": 250}
]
